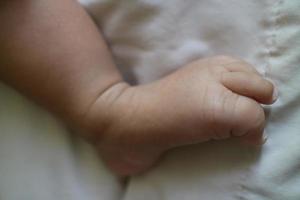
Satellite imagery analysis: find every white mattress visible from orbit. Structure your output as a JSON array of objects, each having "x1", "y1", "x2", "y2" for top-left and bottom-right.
[{"x1": 1, "y1": 0, "x2": 299, "y2": 199}]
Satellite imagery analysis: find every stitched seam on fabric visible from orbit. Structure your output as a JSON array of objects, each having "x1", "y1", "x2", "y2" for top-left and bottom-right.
[
  {"x1": 265, "y1": 0, "x2": 283, "y2": 76},
  {"x1": 233, "y1": 1, "x2": 284, "y2": 199}
]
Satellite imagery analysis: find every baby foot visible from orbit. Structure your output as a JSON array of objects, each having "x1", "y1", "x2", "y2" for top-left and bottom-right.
[{"x1": 84, "y1": 56, "x2": 276, "y2": 176}]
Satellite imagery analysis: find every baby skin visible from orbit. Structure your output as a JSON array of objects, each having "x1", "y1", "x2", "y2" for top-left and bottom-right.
[
  {"x1": 87, "y1": 56, "x2": 276, "y2": 175},
  {"x1": 0, "y1": 0, "x2": 276, "y2": 176}
]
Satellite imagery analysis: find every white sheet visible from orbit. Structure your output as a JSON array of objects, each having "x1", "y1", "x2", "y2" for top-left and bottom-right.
[
  {"x1": 80, "y1": 0, "x2": 300, "y2": 199},
  {"x1": 0, "y1": 0, "x2": 299, "y2": 199}
]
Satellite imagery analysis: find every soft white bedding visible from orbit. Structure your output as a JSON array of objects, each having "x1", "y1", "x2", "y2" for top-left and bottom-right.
[
  {"x1": 81, "y1": 0, "x2": 300, "y2": 199},
  {"x1": 0, "y1": 0, "x2": 299, "y2": 199}
]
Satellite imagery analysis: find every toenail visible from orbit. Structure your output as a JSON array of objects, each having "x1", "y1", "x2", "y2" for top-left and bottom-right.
[{"x1": 272, "y1": 85, "x2": 278, "y2": 103}]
